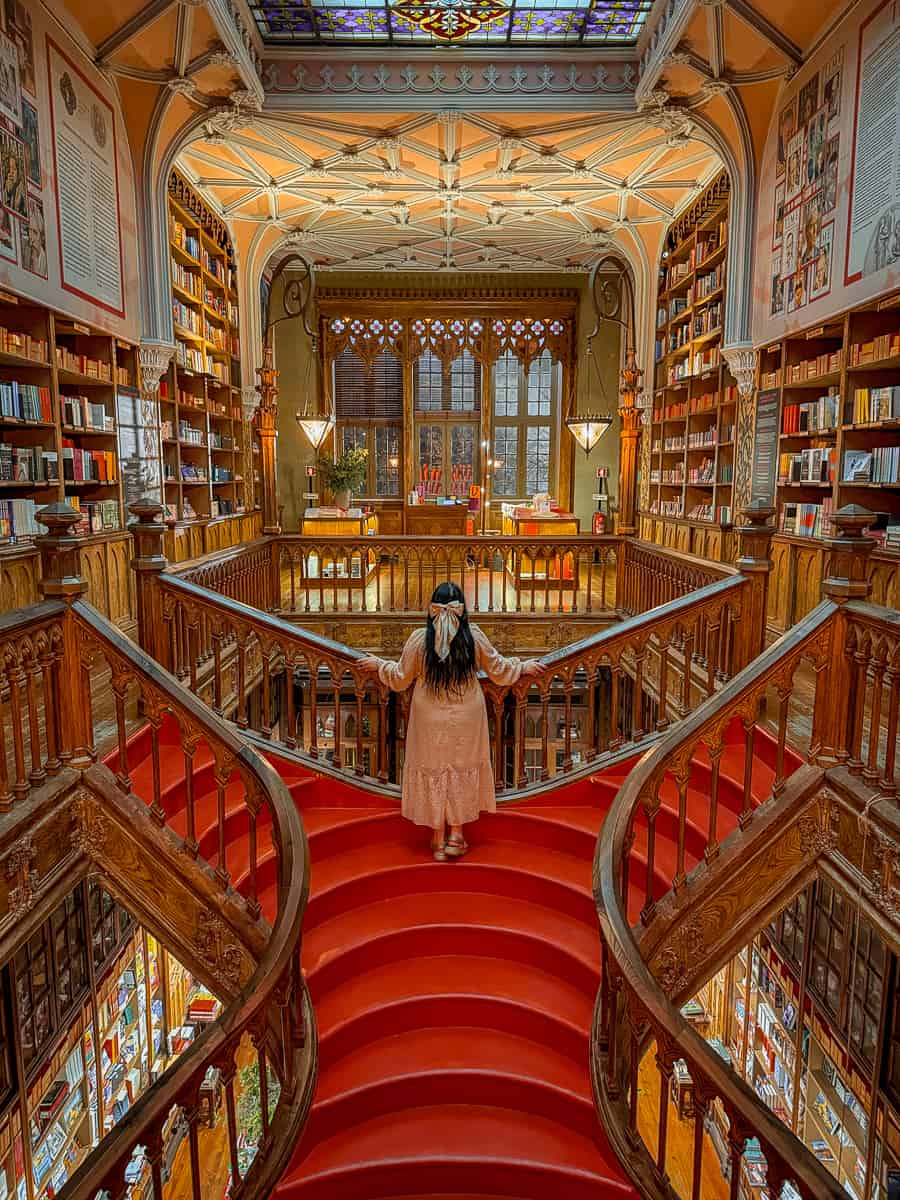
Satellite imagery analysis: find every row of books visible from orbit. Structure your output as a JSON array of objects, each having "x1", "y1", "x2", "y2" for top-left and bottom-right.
[
  {"x1": 0, "y1": 497, "x2": 44, "y2": 539},
  {"x1": 205, "y1": 322, "x2": 227, "y2": 351},
  {"x1": 172, "y1": 220, "x2": 201, "y2": 261},
  {"x1": 171, "y1": 259, "x2": 201, "y2": 298},
  {"x1": 785, "y1": 350, "x2": 843, "y2": 383},
  {"x1": 695, "y1": 262, "x2": 725, "y2": 300},
  {"x1": 211, "y1": 497, "x2": 245, "y2": 517},
  {"x1": 0, "y1": 381, "x2": 52, "y2": 422},
  {"x1": 178, "y1": 421, "x2": 205, "y2": 444},
  {"x1": 760, "y1": 368, "x2": 782, "y2": 389},
  {"x1": 688, "y1": 428, "x2": 717, "y2": 447},
  {"x1": 693, "y1": 301, "x2": 722, "y2": 338},
  {"x1": 0, "y1": 444, "x2": 57, "y2": 482},
  {"x1": 180, "y1": 464, "x2": 208, "y2": 481},
  {"x1": 687, "y1": 458, "x2": 715, "y2": 483},
  {"x1": 842, "y1": 447, "x2": 900, "y2": 484},
  {"x1": 176, "y1": 342, "x2": 204, "y2": 373},
  {"x1": 650, "y1": 468, "x2": 685, "y2": 484},
  {"x1": 0, "y1": 325, "x2": 48, "y2": 362},
  {"x1": 692, "y1": 346, "x2": 721, "y2": 375},
  {"x1": 206, "y1": 289, "x2": 229, "y2": 318},
  {"x1": 177, "y1": 387, "x2": 205, "y2": 410},
  {"x1": 687, "y1": 502, "x2": 731, "y2": 522},
  {"x1": 664, "y1": 259, "x2": 692, "y2": 291},
  {"x1": 778, "y1": 448, "x2": 836, "y2": 485},
  {"x1": 668, "y1": 324, "x2": 691, "y2": 354},
  {"x1": 661, "y1": 436, "x2": 685, "y2": 451},
  {"x1": 56, "y1": 348, "x2": 112, "y2": 381},
  {"x1": 848, "y1": 330, "x2": 900, "y2": 365},
  {"x1": 695, "y1": 222, "x2": 726, "y2": 264},
  {"x1": 209, "y1": 432, "x2": 234, "y2": 450},
  {"x1": 210, "y1": 467, "x2": 233, "y2": 482},
  {"x1": 654, "y1": 400, "x2": 688, "y2": 421},
  {"x1": 850, "y1": 384, "x2": 900, "y2": 424},
  {"x1": 782, "y1": 392, "x2": 839, "y2": 434},
  {"x1": 202, "y1": 249, "x2": 226, "y2": 281},
  {"x1": 780, "y1": 499, "x2": 833, "y2": 539},
  {"x1": 62, "y1": 442, "x2": 117, "y2": 483},
  {"x1": 172, "y1": 299, "x2": 201, "y2": 335},
  {"x1": 208, "y1": 360, "x2": 228, "y2": 384},
  {"x1": 649, "y1": 497, "x2": 684, "y2": 517},
  {"x1": 62, "y1": 395, "x2": 113, "y2": 431},
  {"x1": 70, "y1": 497, "x2": 120, "y2": 533},
  {"x1": 719, "y1": 463, "x2": 734, "y2": 483}
]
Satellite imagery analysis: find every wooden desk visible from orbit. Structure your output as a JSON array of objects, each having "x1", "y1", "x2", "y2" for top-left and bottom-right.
[
  {"x1": 500, "y1": 511, "x2": 580, "y2": 537},
  {"x1": 300, "y1": 510, "x2": 378, "y2": 587},
  {"x1": 404, "y1": 504, "x2": 470, "y2": 536},
  {"x1": 501, "y1": 510, "x2": 580, "y2": 591}
]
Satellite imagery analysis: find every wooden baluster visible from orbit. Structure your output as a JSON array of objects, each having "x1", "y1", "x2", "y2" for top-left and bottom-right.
[
  {"x1": 656, "y1": 639, "x2": 670, "y2": 732},
  {"x1": 5, "y1": 658, "x2": 27, "y2": 799},
  {"x1": 641, "y1": 795, "x2": 658, "y2": 924},
  {"x1": 333, "y1": 677, "x2": 342, "y2": 769},
  {"x1": 726, "y1": 1115, "x2": 751, "y2": 1200},
  {"x1": 236, "y1": 637, "x2": 249, "y2": 730},
  {"x1": 289, "y1": 553, "x2": 297, "y2": 612},
  {"x1": 252, "y1": 1027, "x2": 271, "y2": 1141},
  {"x1": 706, "y1": 739, "x2": 723, "y2": 862},
  {"x1": 540, "y1": 685, "x2": 550, "y2": 780},
  {"x1": 571, "y1": 551, "x2": 579, "y2": 614},
  {"x1": 881, "y1": 667, "x2": 898, "y2": 794},
  {"x1": 491, "y1": 695, "x2": 505, "y2": 790},
  {"x1": 690, "y1": 1079, "x2": 713, "y2": 1200},
  {"x1": 417, "y1": 553, "x2": 424, "y2": 610},
  {"x1": 505, "y1": 550, "x2": 513, "y2": 613},
  {"x1": 355, "y1": 683, "x2": 365, "y2": 776},
  {"x1": 631, "y1": 647, "x2": 645, "y2": 742},
  {"x1": 863, "y1": 651, "x2": 886, "y2": 784},
  {"x1": 586, "y1": 550, "x2": 594, "y2": 613},
  {"x1": 488, "y1": 550, "x2": 495, "y2": 612},
  {"x1": 655, "y1": 1032, "x2": 678, "y2": 1184},
  {"x1": 185, "y1": 1098, "x2": 204, "y2": 1200},
  {"x1": 188, "y1": 621, "x2": 199, "y2": 695},
  {"x1": 113, "y1": 679, "x2": 130, "y2": 792},
  {"x1": 303, "y1": 549, "x2": 311, "y2": 613},
  {"x1": 220, "y1": 1049, "x2": 242, "y2": 1189},
  {"x1": 473, "y1": 549, "x2": 481, "y2": 613},
  {"x1": 515, "y1": 692, "x2": 527, "y2": 788},
  {"x1": 562, "y1": 682, "x2": 573, "y2": 771},
  {"x1": 605, "y1": 967, "x2": 621, "y2": 1100},
  {"x1": 285, "y1": 659, "x2": 297, "y2": 750},
  {"x1": 260, "y1": 650, "x2": 272, "y2": 738},
  {"x1": 586, "y1": 670, "x2": 597, "y2": 761},
  {"x1": 542, "y1": 547, "x2": 550, "y2": 614},
  {"x1": 773, "y1": 679, "x2": 792, "y2": 796},
  {"x1": 215, "y1": 765, "x2": 230, "y2": 886},
  {"x1": 402, "y1": 553, "x2": 409, "y2": 611},
  {"x1": 389, "y1": 550, "x2": 396, "y2": 613},
  {"x1": 741, "y1": 716, "x2": 756, "y2": 827},
  {"x1": 0, "y1": 688, "x2": 10, "y2": 811},
  {"x1": 149, "y1": 716, "x2": 165, "y2": 824},
  {"x1": 673, "y1": 763, "x2": 690, "y2": 892},
  {"x1": 183, "y1": 733, "x2": 199, "y2": 857},
  {"x1": 309, "y1": 667, "x2": 319, "y2": 759},
  {"x1": 374, "y1": 549, "x2": 382, "y2": 613},
  {"x1": 681, "y1": 628, "x2": 694, "y2": 716},
  {"x1": 247, "y1": 792, "x2": 261, "y2": 919},
  {"x1": 378, "y1": 690, "x2": 389, "y2": 783},
  {"x1": 610, "y1": 664, "x2": 622, "y2": 747},
  {"x1": 627, "y1": 998, "x2": 643, "y2": 1134},
  {"x1": 211, "y1": 631, "x2": 223, "y2": 716},
  {"x1": 39, "y1": 643, "x2": 60, "y2": 775},
  {"x1": 24, "y1": 649, "x2": 45, "y2": 785},
  {"x1": 620, "y1": 822, "x2": 635, "y2": 916},
  {"x1": 144, "y1": 1121, "x2": 167, "y2": 1200},
  {"x1": 706, "y1": 619, "x2": 720, "y2": 695}
]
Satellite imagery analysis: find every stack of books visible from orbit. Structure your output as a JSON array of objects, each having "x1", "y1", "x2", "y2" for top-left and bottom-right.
[
  {"x1": 0, "y1": 380, "x2": 52, "y2": 421},
  {"x1": 780, "y1": 499, "x2": 833, "y2": 538},
  {"x1": 851, "y1": 385, "x2": 900, "y2": 423},
  {"x1": 782, "y1": 392, "x2": 838, "y2": 433}
]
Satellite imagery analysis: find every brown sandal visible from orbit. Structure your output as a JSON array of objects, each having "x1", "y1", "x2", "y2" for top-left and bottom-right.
[
  {"x1": 431, "y1": 840, "x2": 449, "y2": 861},
  {"x1": 444, "y1": 838, "x2": 468, "y2": 859}
]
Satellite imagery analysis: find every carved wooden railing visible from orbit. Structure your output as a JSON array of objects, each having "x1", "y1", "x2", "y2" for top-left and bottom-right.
[
  {"x1": 590, "y1": 507, "x2": 899, "y2": 1200},
  {"x1": 169, "y1": 527, "x2": 738, "y2": 624},
  {"x1": 0, "y1": 506, "x2": 315, "y2": 1200}
]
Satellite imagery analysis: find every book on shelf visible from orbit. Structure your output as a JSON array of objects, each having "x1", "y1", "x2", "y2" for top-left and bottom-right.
[
  {"x1": 61, "y1": 441, "x2": 116, "y2": 483},
  {"x1": 62, "y1": 395, "x2": 113, "y2": 431},
  {"x1": 0, "y1": 444, "x2": 58, "y2": 482},
  {"x1": 849, "y1": 330, "x2": 900, "y2": 365},
  {"x1": 55, "y1": 349, "x2": 112, "y2": 380},
  {"x1": 171, "y1": 220, "x2": 200, "y2": 260},
  {"x1": 851, "y1": 385, "x2": 900, "y2": 423},
  {"x1": 778, "y1": 447, "x2": 836, "y2": 484},
  {"x1": 68, "y1": 498, "x2": 120, "y2": 533},
  {"x1": 0, "y1": 497, "x2": 45, "y2": 539},
  {"x1": 786, "y1": 350, "x2": 843, "y2": 383},
  {"x1": 780, "y1": 498, "x2": 833, "y2": 538},
  {"x1": 842, "y1": 446, "x2": 900, "y2": 483},
  {"x1": 0, "y1": 380, "x2": 52, "y2": 421},
  {"x1": 782, "y1": 392, "x2": 839, "y2": 433},
  {"x1": 0, "y1": 325, "x2": 48, "y2": 361}
]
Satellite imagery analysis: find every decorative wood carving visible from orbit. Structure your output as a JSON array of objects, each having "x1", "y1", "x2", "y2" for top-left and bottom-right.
[
  {"x1": 71, "y1": 788, "x2": 111, "y2": 860},
  {"x1": 5, "y1": 834, "x2": 38, "y2": 921},
  {"x1": 195, "y1": 910, "x2": 245, "y2": 991}
]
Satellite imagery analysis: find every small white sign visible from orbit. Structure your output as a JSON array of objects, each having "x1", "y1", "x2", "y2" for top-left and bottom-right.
[{"x1": 302, "y1": 492, "x2": 319, "y2": 500}]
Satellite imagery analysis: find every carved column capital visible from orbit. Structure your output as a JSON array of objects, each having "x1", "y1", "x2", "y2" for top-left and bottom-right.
[
  {"x1": 241, "y1": 385, "x2": 259, "y2": 423},
  {"x1": 822, "y1": 505, "x2": 875, "y2": 602},
  {"x1": 139, "y1": 343, "x2": 175, "y2": 395},
  {"x1": 722, "y1": 346, "x2": 758, "y2": 397}
]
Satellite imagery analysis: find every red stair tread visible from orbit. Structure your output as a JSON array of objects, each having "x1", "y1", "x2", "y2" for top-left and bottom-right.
[
  {"x1": 290, "y1": 1104, "x2": 628, "y2": 1184},
  {"x1": 312, "y1": 954, "x2": 595, "y2": 1032},
  {"x1": 316, "y1": 1026, "x2": 592, "y2": 1102},
  {"x1": 303, "y1": 890, "x2": 599, "y2": 975}
]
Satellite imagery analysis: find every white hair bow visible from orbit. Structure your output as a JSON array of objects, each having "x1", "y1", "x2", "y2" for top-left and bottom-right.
[{"x1": 428, "y1": 600, "x2": 465, "y2": 661}]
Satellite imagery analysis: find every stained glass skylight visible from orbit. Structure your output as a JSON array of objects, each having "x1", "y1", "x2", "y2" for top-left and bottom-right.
[{"x1": 250, "y1": 0, "x2": 653, "y2": 45}]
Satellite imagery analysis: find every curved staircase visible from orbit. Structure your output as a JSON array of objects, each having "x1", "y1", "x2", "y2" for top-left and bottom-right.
[{"x1": 115, "y1": 715, "x2": 792, "y2": 1199}]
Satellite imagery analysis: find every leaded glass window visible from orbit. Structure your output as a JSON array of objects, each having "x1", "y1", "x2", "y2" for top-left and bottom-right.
[{"x1": 491, "y1": 349, "x2": 559, "y2": 498}]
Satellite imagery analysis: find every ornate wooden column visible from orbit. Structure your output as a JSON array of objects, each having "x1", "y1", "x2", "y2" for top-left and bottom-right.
[
  {"x1": 128, "y1": 499, "x2": 169, "y2": 667},
  {"x1": 616, "y1": 347, "x2": 643, "y2": 536},
  {"x1": 254, "y1": 345, "x2": 281, "y2": 535},
  {"x1": 733, "y1": 499, "x2": 776, "y2": 671}
]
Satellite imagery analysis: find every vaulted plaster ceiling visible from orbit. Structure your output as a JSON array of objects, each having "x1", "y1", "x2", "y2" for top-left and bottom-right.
[{"x1": 176, "y1": 107, "x2": 722, "y2": 271}]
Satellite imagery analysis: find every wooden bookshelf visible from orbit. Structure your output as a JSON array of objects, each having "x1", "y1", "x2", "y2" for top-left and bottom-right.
[
  {"x1": 640, "y1": 173, "x2": 737, "y2": 564},
  {"x1": 760, "y1": 297, "x2": 900, "y2": 633},
  {"x1": 165, "y1": 172, "x2": 248, "y2": 529}
]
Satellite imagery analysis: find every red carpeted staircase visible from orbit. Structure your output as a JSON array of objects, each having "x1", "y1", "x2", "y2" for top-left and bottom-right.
[{"x1": 114, "y1": 717, "x2": 793, "y2": 1200}]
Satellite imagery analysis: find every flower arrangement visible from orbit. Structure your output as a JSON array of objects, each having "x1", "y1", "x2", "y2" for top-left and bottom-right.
[{"x1": 316, "y1": 446, "x2": 368, "y2": 495}]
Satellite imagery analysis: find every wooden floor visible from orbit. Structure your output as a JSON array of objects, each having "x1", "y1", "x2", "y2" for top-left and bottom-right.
[
  {"x1": 278, "y1": 560, "x2": 619, "y2": 615},
  {"x1": 637, "y1": 1044, "x2": 731, "y2": 1200}
]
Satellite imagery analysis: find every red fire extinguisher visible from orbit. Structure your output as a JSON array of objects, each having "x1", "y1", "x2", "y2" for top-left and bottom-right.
[{"x1": 592, "y1": 510, "x2": 606, "y2": 535}]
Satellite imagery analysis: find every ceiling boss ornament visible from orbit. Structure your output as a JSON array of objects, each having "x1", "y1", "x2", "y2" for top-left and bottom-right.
[{"x1": 391, "y1": 0, "x2": 508, "y2": 40}]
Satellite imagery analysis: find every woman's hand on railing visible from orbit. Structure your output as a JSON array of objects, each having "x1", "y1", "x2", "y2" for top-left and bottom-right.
[
  {"x1": 357, "y1": 656, "x2": 382, "y2": 674},
  {"x1": 521, "y1": 660, "x2": 546, "y2": 679}
]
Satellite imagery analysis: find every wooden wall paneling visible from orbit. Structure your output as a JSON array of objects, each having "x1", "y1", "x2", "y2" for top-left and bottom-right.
[
  {"x1": 0, "y1": 549, "x2": 40, "y2": 611},
  {"x1": 868, "y1": 554, "x2": 900, "y2": 610},
  {"x1": 767, "y1": 538, "x2": 791, "y2": 631},
  {"x1": 794, "y1": 545, "x2": 824, "y2": 623}
]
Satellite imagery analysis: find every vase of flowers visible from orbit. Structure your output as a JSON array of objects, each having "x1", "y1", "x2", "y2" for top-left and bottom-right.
[{"x1": 317, "y1": 447, "x2": 368, "y2": 509}]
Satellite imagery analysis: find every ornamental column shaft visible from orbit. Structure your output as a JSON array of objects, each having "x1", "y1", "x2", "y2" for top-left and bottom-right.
[
  {"x1": 255, "y1": 345, "x2": 281, "y2": 535},
  {"x1": 617, "y1": 346, "x2": 643, "y2": 536}
]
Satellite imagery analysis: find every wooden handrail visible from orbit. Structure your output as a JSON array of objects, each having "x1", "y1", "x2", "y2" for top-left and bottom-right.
[
  {"x1": 592, "y1": 601, "x2": 847, "y2": 1200},
  {"x1": 0, "y1": 585, "x2": 316, "y2": 1200},
  {"x1": 154, "y1": 568, "x2": 748, "y2": 792}
]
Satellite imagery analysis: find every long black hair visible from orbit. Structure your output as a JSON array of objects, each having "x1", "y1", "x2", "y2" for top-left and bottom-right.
[{"x1": 424, "y1": 581, "x2": 476, "y2": 695}]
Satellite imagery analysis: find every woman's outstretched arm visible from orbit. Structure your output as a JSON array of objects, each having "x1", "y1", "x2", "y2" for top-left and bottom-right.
[
  {"x1": 358, "y1": 629, "x2": 424, "y2": 692},
  {"x1": 472, "y1": 626, "x2": 542, "y2": 686}
]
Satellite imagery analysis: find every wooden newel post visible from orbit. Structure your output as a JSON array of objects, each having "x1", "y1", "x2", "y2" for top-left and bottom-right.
[
  {"x1": 734, "y1": 500, "x2": 775, "y2": 671},
  {"x1": 821, "y1": 504, "x2": 875, "y2": 603},
  {"x1": 616, "y1": 347, "x2": 643, "y2": 537},
  {"x1": 129, "y1": 498, "x2": 169, "y2": 666},
  {"x1": 254, "y1": 345, "x2": 281, "y2": 536},
  {"x1": 35, "y1": 502, "x2": 92, "y2": 765},
  {"x1": 814, "y1": 505, "x2": 875, "y2": 765}
]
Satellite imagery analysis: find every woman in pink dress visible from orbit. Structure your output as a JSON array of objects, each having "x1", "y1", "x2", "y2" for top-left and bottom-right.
[{"x1": 360, "y1": 582, "x2": 543, "y2": 860}]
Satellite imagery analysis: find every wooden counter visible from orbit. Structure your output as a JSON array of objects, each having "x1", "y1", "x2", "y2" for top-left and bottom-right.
[
  {"x1": 300, "y1": 511, "x2": 378, "y2": 537},
  {"x1": 404, "y1": 504, "x2": 470, "y2": 536},
  {"x1": 500, "y1": 509, "x2": 580, "y2": 590},
  {"x1": 501, "y1": 511, "x2": 580, "y2": 537},
  {"x1": 300, "y1": 510, "x2": 378, "y2": 587}
]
